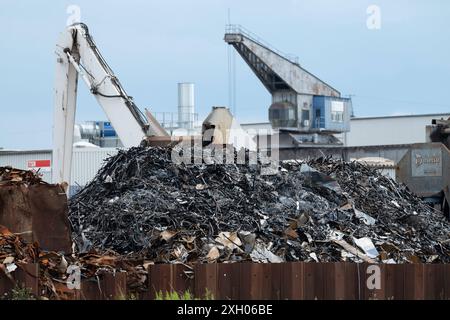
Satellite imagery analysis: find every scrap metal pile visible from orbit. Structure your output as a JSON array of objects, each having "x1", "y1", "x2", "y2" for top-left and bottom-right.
[
  {"x1": 68, "y1": 146, "x2": 450, "y2": 264},
  {"x1": 0, "y1": 225, "x2": 146, "y2": 298},
  {"x1": 0, "y1": 226, "x2": 38, "y2": 275},
  {"x1": 0, "y1": 167, "x2": 44, "y2": 185}
]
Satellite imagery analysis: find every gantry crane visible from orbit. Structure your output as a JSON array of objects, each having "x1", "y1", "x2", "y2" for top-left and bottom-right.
[{"x1": 225, "y1": 25, "x2": 352, "y2": 146}]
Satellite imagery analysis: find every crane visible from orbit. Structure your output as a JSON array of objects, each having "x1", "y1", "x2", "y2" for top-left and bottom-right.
[
  {"x1": 224, "y1": 25, "x2": 352, "y2": 146},
  {"x1": 52, "y1": 23, "x2": 168, "y2": 185}
]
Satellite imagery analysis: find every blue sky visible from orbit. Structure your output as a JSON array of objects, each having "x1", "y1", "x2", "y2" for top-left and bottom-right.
[{"x1": 0, "y1": 0, "x2": 449, "y2": 149}]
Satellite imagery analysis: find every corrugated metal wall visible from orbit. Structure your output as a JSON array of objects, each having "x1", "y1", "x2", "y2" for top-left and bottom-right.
[
  {"x1": 71, "y1": 148, "x2": 119, "y2": 186},
  {"x1": 0, "y1": 150, "x2": 52, "y2": 182},
  {"x1": 0, "y1": 148, "x2": 120, "y2": 187},
  {"x1": 3, "y1": 262, "x2": 450, "y2": 300}
]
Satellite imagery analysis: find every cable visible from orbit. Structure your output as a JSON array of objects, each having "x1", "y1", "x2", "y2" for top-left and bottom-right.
[
  {"x1": 72, "y1": 23, "x2": 149, "y2": 130},
  {"x1": 227, "y1": 9, "x2": 233, "y2": 112},
  {"x1": 91, "y1": 89, "x2": 124, "y2": 99},
  {"x1": 228, "y1": 45, "x2": 232, "y2": 111},
  {"x1": 232, "y1": 47, "x2": 236, "y2": 116}
]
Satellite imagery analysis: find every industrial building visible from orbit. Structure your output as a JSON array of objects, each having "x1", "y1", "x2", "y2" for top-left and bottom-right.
[{"x1": 341, "y1": 113, "x2": 450, "y2": 146}]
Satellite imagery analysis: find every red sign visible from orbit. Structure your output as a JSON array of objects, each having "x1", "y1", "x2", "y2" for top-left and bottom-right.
[{"x1": 27, "y1": 160, "x2": 51, "y2": 172}]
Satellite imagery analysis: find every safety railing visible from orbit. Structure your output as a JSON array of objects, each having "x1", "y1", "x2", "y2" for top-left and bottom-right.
[
  {"x1": 225, "y1": 24, "x2": 300, "y2": 65},
  {"x1": 153, "y1": 112, "x2": 199, "y2": 130}
]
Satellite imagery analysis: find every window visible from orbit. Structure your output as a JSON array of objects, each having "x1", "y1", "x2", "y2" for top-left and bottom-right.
[
  {"x1": 331, "y1": 101, "x2": 344, "y2": 123},
  {"x1": 271, "y1": 109, "x2": 280, "y2": 119}
]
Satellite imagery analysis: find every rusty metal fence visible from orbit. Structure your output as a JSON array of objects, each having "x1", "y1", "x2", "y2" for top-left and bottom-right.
[{"x1": 1, "y1": 262, "x2": 450, "y2": 300}]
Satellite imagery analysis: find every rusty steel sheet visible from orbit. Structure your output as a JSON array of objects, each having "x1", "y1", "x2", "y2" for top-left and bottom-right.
[
  {"x1": 0, "y1": 184, "x2": 72, "y2": 253},
  {"x1": 1, "y1": 261, "x2": 450, "y2": 300},
  {"x1": 144, "y1": 262, "x2": 450, "y2": 301},
  {"x1": 0, "y1": 263, "x2": 39, "y2": 298}
]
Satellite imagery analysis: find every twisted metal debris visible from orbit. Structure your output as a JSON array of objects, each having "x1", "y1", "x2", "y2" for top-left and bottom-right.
[
  {"x1": 68, "y1": 146, "x2": 450, "y2": 264},
  {"x1": 0, "y1": 167, "x2": 45, "y2": 185},
  {"x1": 0, "y1": 224, "x2": 146, "y2": 299}
]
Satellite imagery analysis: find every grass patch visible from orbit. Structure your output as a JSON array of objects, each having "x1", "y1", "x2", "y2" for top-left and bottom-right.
[{"x1": 155, "y1": 289, "x2": 214, "y2": 300}]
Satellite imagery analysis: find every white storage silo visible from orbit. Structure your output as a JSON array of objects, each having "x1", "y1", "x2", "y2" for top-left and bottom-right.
[{"x1": 178, "y1": 83, "x2": 195, "y2": 130}]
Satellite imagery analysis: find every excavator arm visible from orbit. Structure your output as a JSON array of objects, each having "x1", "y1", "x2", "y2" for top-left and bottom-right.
[{"x1": 53, "y1": 23, "x2": 167, "y2": 185}]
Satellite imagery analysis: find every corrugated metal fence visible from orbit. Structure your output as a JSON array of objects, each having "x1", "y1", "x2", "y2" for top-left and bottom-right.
[{"x1": 1, "y1": 262, "x2": 449, "y2": 300}]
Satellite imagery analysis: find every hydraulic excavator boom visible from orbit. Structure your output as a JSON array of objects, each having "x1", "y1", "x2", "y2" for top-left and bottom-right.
[{"x1": 53, "y1": 23, "x2": 168, "y2": 185}]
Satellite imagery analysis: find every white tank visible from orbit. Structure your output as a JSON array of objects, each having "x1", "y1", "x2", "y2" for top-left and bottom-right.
[{"x1": 178, "y1": 83, "x2": 195, "y2": 130}]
